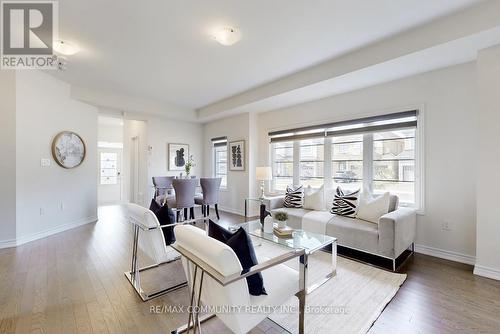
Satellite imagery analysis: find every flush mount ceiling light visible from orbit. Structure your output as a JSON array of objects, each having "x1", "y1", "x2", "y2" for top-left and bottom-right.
[
  {"x1": 211, "y1": 26, "x2": 241, "y2": 46},
  {"x1": 53, "y1": 40, "x2": 80, "y2": 55}
]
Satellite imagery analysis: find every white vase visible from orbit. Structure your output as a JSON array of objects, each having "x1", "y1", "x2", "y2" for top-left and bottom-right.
[{"x1": 264, "y1": 216, "x2": 274, "y2": 233}]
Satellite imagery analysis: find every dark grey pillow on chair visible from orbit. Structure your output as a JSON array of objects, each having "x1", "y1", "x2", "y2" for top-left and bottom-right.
[
  {"x1": 208, "y1": 221, "x2": 267, "y2": 296},
  {"x1": 149, "y1": 199, "x2": 176, "y2": 245}
]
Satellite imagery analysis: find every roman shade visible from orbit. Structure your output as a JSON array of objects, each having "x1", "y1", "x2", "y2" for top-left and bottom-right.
[
  {"x1": 211, "y1": 136, "x2": 228, "y2": 147},
  {"x1": 269, "y1": 110, "x2": 418, "y2": 143}
]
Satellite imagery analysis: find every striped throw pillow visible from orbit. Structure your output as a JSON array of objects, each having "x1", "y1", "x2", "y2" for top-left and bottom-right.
[
  {"x1": 330, "y1": 187, "x2": 360, "y2": 218},
  {"x1": 284, "y1": 185, "x2": 304, "y2": 208}
]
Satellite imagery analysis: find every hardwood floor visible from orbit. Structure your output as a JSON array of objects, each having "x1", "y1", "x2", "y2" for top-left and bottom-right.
[{"x1": 1, "y1": 205, "x2": 499, "y2": 334}]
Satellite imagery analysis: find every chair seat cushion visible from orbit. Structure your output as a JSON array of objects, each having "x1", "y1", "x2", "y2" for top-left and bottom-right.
[{"x1": 208, "y1": 221, "x2": 267, "y2": 296}]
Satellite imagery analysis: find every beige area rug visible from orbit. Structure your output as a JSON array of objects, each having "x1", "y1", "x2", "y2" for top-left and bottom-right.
[{"x1": 256, "y1": 242, "x2": 406, "y2": 334}]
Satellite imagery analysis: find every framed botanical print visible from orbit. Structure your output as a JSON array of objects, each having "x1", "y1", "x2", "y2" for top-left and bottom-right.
[
  {"x1": 168, "y1": 143, "x2": 189, "y2": 171},
  {"x1": 229, "y1": 140, "x2": 245, "y2": 171}
]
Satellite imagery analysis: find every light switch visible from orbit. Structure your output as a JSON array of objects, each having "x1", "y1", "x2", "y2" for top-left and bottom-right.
[{"x1": 41, "y1": 158, "x2": 51, "y2": 167}]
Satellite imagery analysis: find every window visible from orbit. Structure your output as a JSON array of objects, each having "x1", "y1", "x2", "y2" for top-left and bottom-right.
[
  {"x1": 332, "y1": 134, "x2": 363, "y2": 192},
  {"x1": 373, "y1": 129, "x2": 415, "y2": 204},
  {"x1": 100, "y1": 152, "x2": 118, "y2": 185},
  {"x1": 268, "y1": 110, "x2": 422, "y2": 209},
  {"x1": 271, "y1": 141, "x2": 294, "y2": 191},
  {"x1": 214, "y1": 144, "x2": 227, "y2": 188},
  {"x1": 299, "y1": 138, "x2": 324, "y2": 188}
]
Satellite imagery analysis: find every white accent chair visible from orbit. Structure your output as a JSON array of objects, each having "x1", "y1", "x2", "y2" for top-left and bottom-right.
[
  {"x1": 172, "y1": 224, "x2": 306, "y2": 334},
  {"x1": 125, "y1": 203, "x2": 191, "y2": 301}
]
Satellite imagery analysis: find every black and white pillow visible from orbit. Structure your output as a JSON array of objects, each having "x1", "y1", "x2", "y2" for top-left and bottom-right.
[
  {"x1": 284, "y1": 185, "x2": 304, "y2": 208},
  {"x1": 330, "y1": 187, "x2": 360, "y2": 218}
]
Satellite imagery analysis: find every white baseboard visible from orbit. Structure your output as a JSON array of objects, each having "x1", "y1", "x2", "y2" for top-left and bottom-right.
[
  {"x1": 0, "y1": 238, "x2": 17, "y2": 249},
  {"x1": 414, "y1": 243, "x2": 476, "y2": 265},
  {"x1": 218, "y1": 206, "x2": 245, "y2": 216},
  {"x1": 474, "y1": 264, "x2": 500, "y2": 281},
  {"x1": 0, "y1": 216, "x2": 98, "y2": 249}
]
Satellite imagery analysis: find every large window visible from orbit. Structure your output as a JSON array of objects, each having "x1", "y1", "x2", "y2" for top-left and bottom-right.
[
  {"x1": 272, "y1": 141, "x2": 294, "y2": 191},
  {"x1": 214, "y1": 144, "x2": 227, "y2": 188},
  {"x1": 373, "y1": 129, "x2": 415, "y2": 203},
  {"x1": 212, "y1": 137, "x2": 228, "y2": 188},
  {"x1": 299, "y1": 138, "x2": 324, "y2": 188},
  {"x1": 332, "y1": 134, "x2": 363, "y2": 192},
  {"x1": 269, "y1": 110, "x2": 421, "y2": 208}
]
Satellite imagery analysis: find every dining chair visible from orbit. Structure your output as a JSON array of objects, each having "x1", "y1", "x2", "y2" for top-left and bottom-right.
[
  {"x1": 171, "y1": 178, "x2": 197, "y2": 221},
  {"x1": 195, "y1": 177, "x2": 222, "y2": 219},
  {"x1": 171, "y1": 224, "x2": 305, "y2": 334},
  {"x1": 152, "y1": 176, "x2": 175, "y2": 206}
]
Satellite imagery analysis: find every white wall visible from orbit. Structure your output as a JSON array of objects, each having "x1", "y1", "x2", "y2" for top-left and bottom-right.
[
  {"x1": 121, "y1": 113, "x2": 203, "y2": 207},
  {"x1": 147, "y1": 116, "x2": 203, "y2": 182},
  {"x1": 15, "y1": 71, "x2": 98, "y2": 243},
  {"x1": 253, "y1": 62, "x2": 478, "y2": 259},
  {"x1": 0, "y1": 71, "x2": 17, "y2": 245},
  {"x1": 475, "y1": 45, "x2": 500, "y2": 280},
  {"x1": 203, "y1": 113, "x2": 251, "y2": 215}
]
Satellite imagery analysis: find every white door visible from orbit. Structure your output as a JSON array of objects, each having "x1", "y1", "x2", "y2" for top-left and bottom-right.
[{"x1": 98, "y1": 148, "x2": 122, "y2": 204}]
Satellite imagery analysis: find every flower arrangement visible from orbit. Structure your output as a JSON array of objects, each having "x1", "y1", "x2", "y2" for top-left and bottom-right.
[{"x1": 184, "y1": 155, "x2": 195, "y2": 177}]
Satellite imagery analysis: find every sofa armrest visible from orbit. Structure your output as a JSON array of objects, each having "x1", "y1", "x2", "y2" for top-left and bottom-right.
[
  {"x1": 378, "y1": 207, "x2": 417, "y2": 258},
  {"x1": 262, "y1": 195, "x2": 285, "y2": 211}
]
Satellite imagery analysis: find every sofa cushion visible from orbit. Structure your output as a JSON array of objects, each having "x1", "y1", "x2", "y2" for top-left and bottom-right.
[
  {"x1": 326, "y1": 215, "x2": 380, "y2": 256},
  {"x1": 302, "y1": 210, "x2": 333, "y2": 234},
  {"x1": 271, "y1": 208, "x2": 311, "y2": 230},
  {"x1": 284, "y1": 185, "x2": 304, "y2": 208},
  {"x1": 357, "y1": 192, "x2": 390, "y2": 223},
  {"x1": 388, "y1": 195, "x2": 399, "y2": 212},
  {"x1": 330, "y1": 187, "x2": 360, "y2": 218},
  {"x1": 303, "y1": 185, "x2": 325, "y2": 211}
]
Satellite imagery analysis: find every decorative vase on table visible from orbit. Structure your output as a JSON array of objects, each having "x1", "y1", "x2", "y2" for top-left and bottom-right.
[{"x1": 264, "y1": 216, "x2": 274, "y2": 233}]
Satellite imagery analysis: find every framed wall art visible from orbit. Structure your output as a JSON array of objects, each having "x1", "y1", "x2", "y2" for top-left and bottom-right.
[
  {"x1": 229, "y1": 140, "x2": 245, "y2": 171},
  {"x1": 168, "y1": 143, "x2": 189, "y2": 171}
]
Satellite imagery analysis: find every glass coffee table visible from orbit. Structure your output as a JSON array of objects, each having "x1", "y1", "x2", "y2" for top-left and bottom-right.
[{"x1": 227, "y1": 219, "x2": 337, "y2": 294}]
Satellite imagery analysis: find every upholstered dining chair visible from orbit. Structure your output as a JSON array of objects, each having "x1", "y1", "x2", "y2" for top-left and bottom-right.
[
  {"x1": 152, "y1": 176, "x2": 175, "y2": 206},
  {"x1": 125, "y1": 203, "x2": 188, "y2": 301},
  {"x1": 195, "y1": 177, "x2": 222, "y2": 219},
  {"x1": 171, "y1": 224, "x2": 306, "y2": 334},
  {"x1": 170, "y1": 178, "x2": 197, "y2": 221}
]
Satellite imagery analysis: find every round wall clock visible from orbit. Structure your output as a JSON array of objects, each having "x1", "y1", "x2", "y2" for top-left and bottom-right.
[{"x1": 51, "y1": 131, "x2": 86, "y2": 169}]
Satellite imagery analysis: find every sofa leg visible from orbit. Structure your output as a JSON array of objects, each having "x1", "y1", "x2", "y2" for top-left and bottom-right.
[{"x1": 392, "y1": 259, "x2": 396, "y2": 272}]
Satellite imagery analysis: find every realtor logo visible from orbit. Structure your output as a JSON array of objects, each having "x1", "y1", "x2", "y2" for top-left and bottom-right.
[{"x1": 1, "y1": 1, "x2": 58, "y2": 69}]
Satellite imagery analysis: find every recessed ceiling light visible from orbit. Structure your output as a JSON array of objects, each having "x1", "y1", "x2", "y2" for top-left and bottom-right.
[
  {"x1": 53, "y1": 40, "x2": 80, "y2": 56},
  {"x1": 211, "y1": 26, "x2": 241, "y2": 46}
]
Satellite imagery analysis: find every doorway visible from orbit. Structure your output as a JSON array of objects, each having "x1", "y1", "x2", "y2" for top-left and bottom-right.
[{"x1": 98, "y1": 115, "x2": 124, "y2": 205}]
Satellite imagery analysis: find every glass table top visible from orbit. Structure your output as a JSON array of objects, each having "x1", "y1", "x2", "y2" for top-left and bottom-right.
[{"x1": 228, "y1": 219, "x2": 337, "y2": 254}]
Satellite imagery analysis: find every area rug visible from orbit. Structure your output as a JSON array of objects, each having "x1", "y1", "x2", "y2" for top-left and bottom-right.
[{"x1": 258, "y1": 244, "x2": 406, "y2": 334}]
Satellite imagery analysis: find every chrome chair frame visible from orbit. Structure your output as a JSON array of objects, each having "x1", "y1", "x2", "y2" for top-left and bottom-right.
[
  {"x1": 125, "y1": 216, "x2": 211, "y2": 302},
  {"x1": 170, "y1": 242, "x2": 307, "y2": 334}
]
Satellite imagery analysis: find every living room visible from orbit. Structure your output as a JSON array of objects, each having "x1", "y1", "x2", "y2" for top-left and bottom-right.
[{"x1": 1, "y1": 1, "x2": 500, "y2": 333}]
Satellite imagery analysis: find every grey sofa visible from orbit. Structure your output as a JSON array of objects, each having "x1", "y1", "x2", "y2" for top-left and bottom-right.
[{"x1": 264, "y1": 194, "x2": 416, "y2": 270}]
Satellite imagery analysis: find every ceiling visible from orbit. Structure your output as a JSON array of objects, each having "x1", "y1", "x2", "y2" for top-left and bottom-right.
[{"x1": 51, "y1": 0, "x2": 482, "y2": 114}]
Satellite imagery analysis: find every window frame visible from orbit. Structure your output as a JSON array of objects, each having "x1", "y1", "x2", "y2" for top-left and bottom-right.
[{"x1": 213, "y1": 142, "x2": 228, "y2": 189}]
